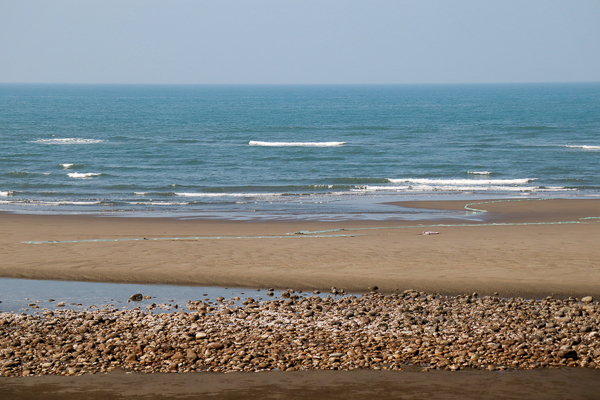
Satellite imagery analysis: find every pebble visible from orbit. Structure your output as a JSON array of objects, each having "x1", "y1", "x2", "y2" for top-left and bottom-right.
[{"x1": 1, "y1": 291, "x2": 599, "y2": 376}]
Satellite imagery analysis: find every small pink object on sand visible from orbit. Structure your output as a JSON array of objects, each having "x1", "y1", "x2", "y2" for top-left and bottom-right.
[{"x1": 422, "y1": 231, "x2": 439, "y2": 235}]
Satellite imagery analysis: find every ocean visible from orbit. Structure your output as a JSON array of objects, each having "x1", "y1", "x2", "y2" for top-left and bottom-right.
[{"x1": 1, "y1": 83, "x2": 599, "y2": 221}]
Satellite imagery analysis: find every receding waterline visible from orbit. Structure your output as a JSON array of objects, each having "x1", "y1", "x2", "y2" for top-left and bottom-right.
[{"x1": 0, "y1": 278, "x2": 338, "y2": 315}]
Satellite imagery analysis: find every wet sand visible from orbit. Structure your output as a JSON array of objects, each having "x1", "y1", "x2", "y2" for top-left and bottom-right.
[
  {"x1": 2, "y1": 368, "x2": 600, "y2": 400},
  {"x1": 0, "y1": 198, "x2": 599, "y2": 298}
]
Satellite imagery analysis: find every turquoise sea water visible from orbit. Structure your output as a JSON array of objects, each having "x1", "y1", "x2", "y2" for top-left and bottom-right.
[{"x1": 1, "y1": 83, "x2": 599, "y2": 220}]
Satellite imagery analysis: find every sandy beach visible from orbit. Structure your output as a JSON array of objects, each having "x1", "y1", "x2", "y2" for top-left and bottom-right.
[
  {"x1": 2, "y1": 198, "x2": 600, "y2": 398},
  {"x1": 1, "y1": 198, "x2": 599, "y2": 298}
]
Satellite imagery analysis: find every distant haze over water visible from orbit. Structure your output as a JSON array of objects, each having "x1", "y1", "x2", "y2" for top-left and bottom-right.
[{"x1": 1, "y1": 83, "x2": 599, "y2": 220}]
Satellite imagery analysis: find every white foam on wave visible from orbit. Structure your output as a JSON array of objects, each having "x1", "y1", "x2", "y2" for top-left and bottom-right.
[
  {"x1": 67, "y1": 172, "x2": 102, "y2": 179},
  {"x1": 387, "y1": 178, "x2": 534, "y2": 185},
  {"x1": 356, "y1": 185, "x2": 547, "y2": 192},
  {"x1": 467, "y1": 171, "x2": 491, "y2": 175},
  {"x1": 0, "y1": 191, "x2": 14, "y2": 197},
  {"x1": 129, "y1": 201, "x2": 188, "y2": 206},
  {"x1": 46, "y1": 201, "x2": 103, "y2": 205},
  {"x1": 34, "y1": 138, "x2": 105, "y2": 144},
  {"x1": 565, "y1": 145, "x2": 600, "y2": 150},
  {"x1": 249, "y1": 141, "x2": 346, "y2": 147},
  {"x1": 175, "y1": 192, "x2": 283, "y2": 197},
  {"x1": 61, "y1": 164, "x2": 75, "y2": 169},
  {"x1": 0, "y1": 200, "x2": 101, "y2": 205}
]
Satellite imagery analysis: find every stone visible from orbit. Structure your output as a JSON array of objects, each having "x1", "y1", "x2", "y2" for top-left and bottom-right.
[
  {"x1": 1, "y1": 289, "x2": 600, "y2": 376},
  {"x1": 196, "y1": 332, "x2": 208, "y2": 340},
  {"x1": 129, "y1": 293, "x2": 143, "y2": 301},
  {"x1": 186, "y1": 350, "x2": 198, "y2": 361},
  {"x1": 582, "y1": 296, "x2": 593, "y2": 304}
]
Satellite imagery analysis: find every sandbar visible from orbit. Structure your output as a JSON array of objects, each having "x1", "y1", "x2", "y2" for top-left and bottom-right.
[{"x1": 0, "y1": 198, "x2": 599, "y2": 298}]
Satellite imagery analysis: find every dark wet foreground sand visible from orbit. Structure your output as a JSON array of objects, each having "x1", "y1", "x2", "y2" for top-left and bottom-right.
[{"x1": 2, "y1": 368, "x2": 599, "y2": 400}]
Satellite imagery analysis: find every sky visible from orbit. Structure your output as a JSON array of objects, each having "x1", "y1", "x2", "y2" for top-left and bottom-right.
[{"x1": 1, "y1": 0, "x2": 599, "y2": 85}]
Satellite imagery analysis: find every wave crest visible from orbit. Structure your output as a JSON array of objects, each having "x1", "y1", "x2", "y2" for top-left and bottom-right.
[
  {"x1": 249, "y1": 141, "x2": 346, "y2": 147},
  {"x1": 67, "y1": 172, "x2": 103, "y2": 179},
  {"x1": 175, "y1": 192, "x2": 283, "y2": 197},
  {"x1": 388, "y1": 178, "x2": 534, "y2": 185},
  {"x1": 33, "y1": 138, "x2": 105, "y2": 144},
  {"x1": 467, "y1": 171, "x2": 491, "y2": 175},
  {"x1": 565, "y1": 145, "x2": 600, "y2": 150}
]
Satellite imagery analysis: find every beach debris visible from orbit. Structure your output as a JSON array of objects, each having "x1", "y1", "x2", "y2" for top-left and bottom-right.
[
  {"x1": 421, "y1": 231, "x2": 439, "y2": 235},
  {"x1": 129, "y1": 293, "x2": 143, "y2": 301},
  {"x1": 2, "y1": 291, "x2": 600, "y2": 377}
]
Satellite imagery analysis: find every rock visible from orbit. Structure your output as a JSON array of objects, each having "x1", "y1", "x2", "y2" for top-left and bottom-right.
[
  {"x1": 196, "y1": 332, "x2": 208, "y2": 340},
  {"x1": 368, "y1": 286, "x2": 379, "y2": 291},
  {"x1": 129, "y1": 293, "x2": 143, "y2": 301},
  {"x1": 186, "y1": 350, "x2": 198, "y2": 361},
  {"x1": 1, "y1": 289, "x2": 599, "y2": 376},
  {"x1": 582, "y1": 296, "x2": 593, "y2": 304}
]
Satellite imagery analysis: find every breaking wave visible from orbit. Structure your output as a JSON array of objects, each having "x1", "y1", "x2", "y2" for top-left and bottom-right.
[{"x1": 249, "y1": 141, "x2": 346, "y2": 147}]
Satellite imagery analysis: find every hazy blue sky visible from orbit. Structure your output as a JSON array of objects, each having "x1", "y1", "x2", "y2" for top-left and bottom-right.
[{"x1": 1, "y1": 0, "x2": 599, "y2": 84}]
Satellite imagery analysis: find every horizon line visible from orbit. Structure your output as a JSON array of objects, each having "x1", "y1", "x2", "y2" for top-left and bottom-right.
[{"x1": 1, "y1": 81, "x2": 599, "y2": 86}]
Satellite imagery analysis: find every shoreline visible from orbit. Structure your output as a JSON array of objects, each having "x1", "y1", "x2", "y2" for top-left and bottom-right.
[
  {"x1": 1, "y1": 198, "x2": 600, "y2": 397},
  {"x1": 1, "y1": 198, "x2": 599, "y2": 298}
]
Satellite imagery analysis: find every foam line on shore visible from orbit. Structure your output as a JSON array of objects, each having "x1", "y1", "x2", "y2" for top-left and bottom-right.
[
  {"x1": 24, "y1": 233, "x2": 364, "y2": 245},
  {"x1": 463, "y1": 198, "x2": 551, "y2": 214},
  {"x1": 290, "y1": 198, "x2": 592, "y2": 235},
  {"x1": 290, "y1": 220, "x2": 584, "y2": 235}
]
